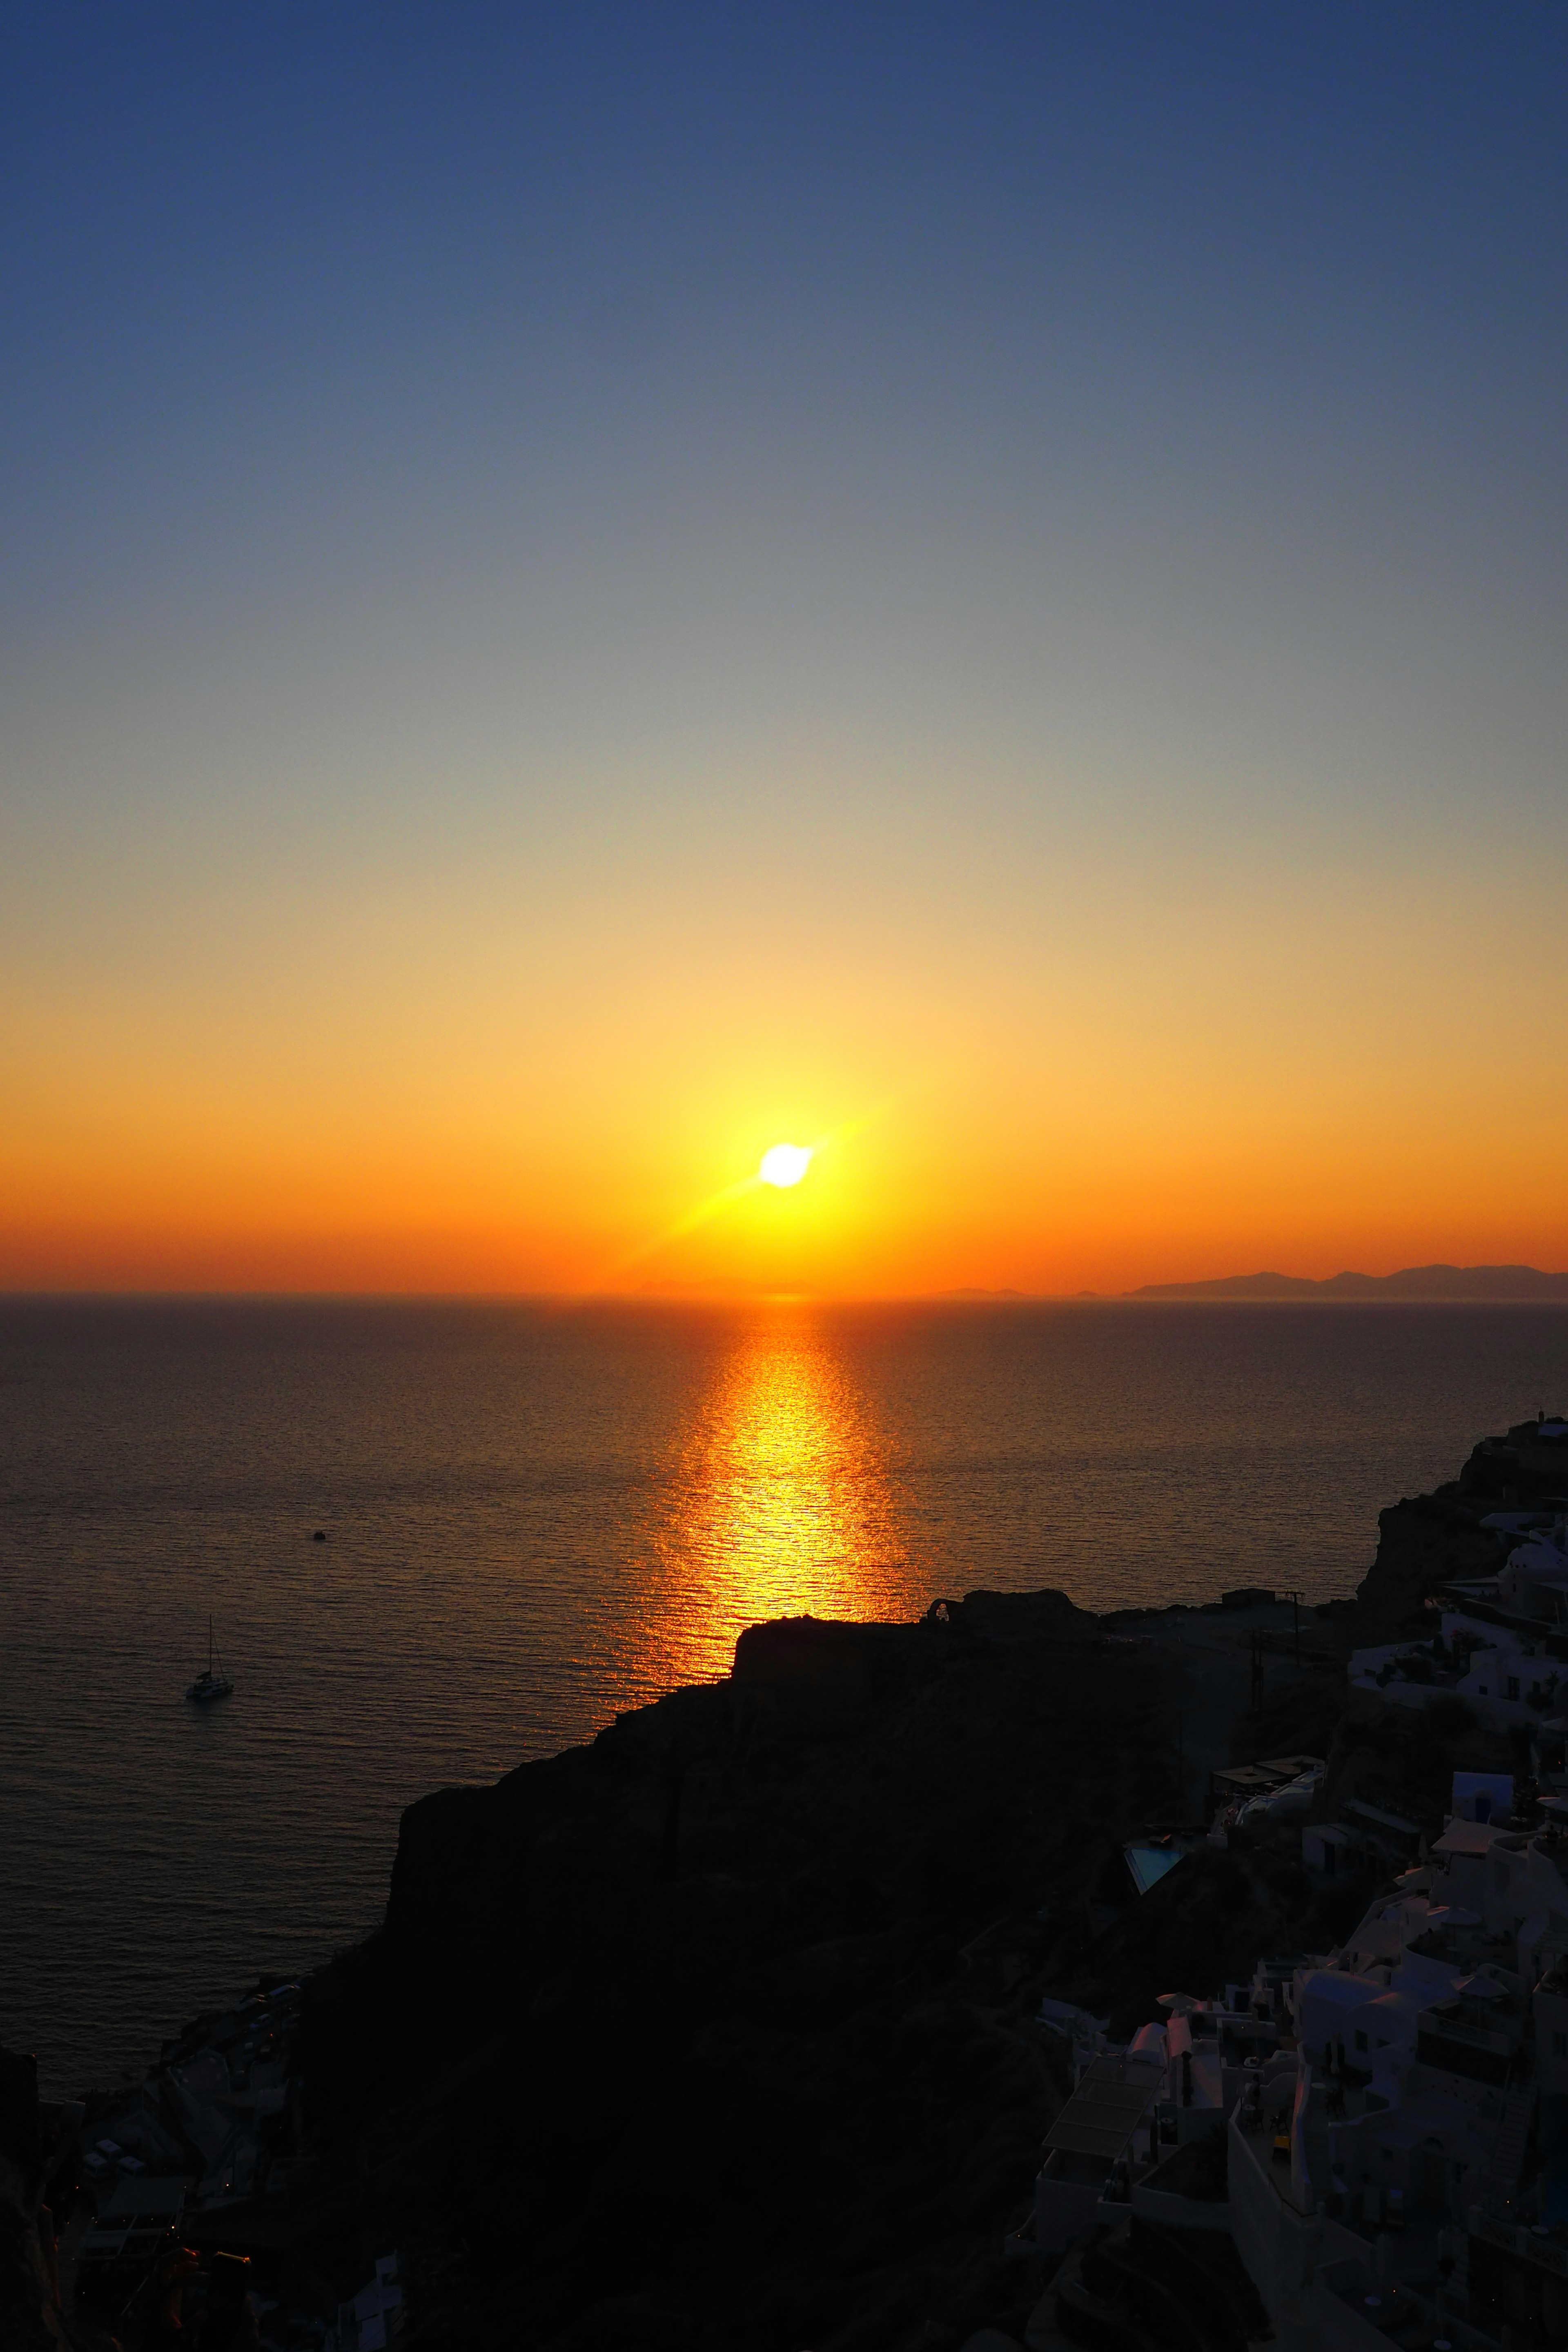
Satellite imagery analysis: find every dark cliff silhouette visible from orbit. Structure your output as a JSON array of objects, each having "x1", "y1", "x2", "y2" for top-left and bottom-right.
[{"x1": 31, "y1": 1428, "x2": 1546, "y2": 2348}]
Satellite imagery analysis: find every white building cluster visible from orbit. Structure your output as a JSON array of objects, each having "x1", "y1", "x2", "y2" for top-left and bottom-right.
[
  {"x1": 1016, "y1": 1776, "x2": 1568, "y2": 2349},
  {"x1": 1009, "y1": 1503, "x2": 1568, "y2": 2352},
  {"x1": 1350, "y1": 1510, "x2": 1568, "y2": 1733}
]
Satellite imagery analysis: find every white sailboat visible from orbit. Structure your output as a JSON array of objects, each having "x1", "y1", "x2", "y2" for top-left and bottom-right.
[{"x1": 186, "y1": 1616, "x2": 234, "y2": 1704}]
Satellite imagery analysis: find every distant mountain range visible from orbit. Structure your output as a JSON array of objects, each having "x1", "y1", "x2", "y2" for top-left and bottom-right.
[{"x1": 1126, "y1": 1264, "x2": 1568, "y2": 1301}]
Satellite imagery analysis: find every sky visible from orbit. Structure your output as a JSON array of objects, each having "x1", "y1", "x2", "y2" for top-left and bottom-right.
[{"x1": 3, "y1": 2, "x2": 1566, "y2": 1297}]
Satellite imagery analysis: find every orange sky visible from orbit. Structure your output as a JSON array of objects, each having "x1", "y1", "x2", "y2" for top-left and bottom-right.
[
  {"x1": 4, "y1": 809, "x2": 1565, "y2": 1295},
  {"x1": 7, "y1": 15, "x2": 1567, "y2": 1298}
]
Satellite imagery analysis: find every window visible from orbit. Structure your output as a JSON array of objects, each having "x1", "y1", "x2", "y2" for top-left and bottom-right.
[
  {"x1": 1508, "y1": 1677, "x2": 1520, "y2": 1701},
  {"x1": 1354, "y1": 2030, "x2": 1369, "y2": 2053},
  {"x1": 1554, "y1": 2032, "x2": 1566, "y2": 2058}
]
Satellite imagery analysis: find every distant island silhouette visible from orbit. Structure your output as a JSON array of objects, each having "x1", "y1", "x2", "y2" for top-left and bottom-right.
[{"x1": 1127, "y1": 1262, "x2": 1568, "y2": 1301}]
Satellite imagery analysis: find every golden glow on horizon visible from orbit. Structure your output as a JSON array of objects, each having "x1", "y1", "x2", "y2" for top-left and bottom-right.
[
  {"x1": 3, "y1": 837, "x2": 1567, "y2": 1296},
  {"x1": 595, "y1": 1125, "x2": 844, "y2": 1291},
  {"x1": 758, "y1": 1143, "x2": 813, "y2": 1188}
]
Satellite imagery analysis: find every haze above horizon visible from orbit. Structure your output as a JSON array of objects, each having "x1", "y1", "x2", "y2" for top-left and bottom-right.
[{"x1": 5, "y1": 5, "x2": 1566, "y2": 1298}]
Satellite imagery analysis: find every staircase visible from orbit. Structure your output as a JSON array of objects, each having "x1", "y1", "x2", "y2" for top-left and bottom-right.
[
  {"x1": 1302, "y1": 2080, "x2": 1334, "y2": 2209},
  {"x1": 1486, "y1": 2087, "x2": 1533, "y2": 2186}
]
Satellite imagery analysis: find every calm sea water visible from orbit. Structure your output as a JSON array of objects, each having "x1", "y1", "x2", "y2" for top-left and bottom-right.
[{"x1": 3, "y1": 1295, "x2": 1567, "y2": 2093}]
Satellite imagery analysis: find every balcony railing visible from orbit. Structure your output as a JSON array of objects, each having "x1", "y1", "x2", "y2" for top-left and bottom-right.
[{"x1": 1416, "y1": 2008, "x2": 1517, "y2": 2056}]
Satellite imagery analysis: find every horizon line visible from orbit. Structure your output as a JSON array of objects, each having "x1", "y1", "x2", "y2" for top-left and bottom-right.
[{"x1": 3, "y1": 1261, "x2": 1568, "y2": 1308}]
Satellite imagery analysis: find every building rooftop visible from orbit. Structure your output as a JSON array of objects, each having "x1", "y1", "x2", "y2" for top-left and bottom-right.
[
  {"x1": 1432, "y1": 1820, "x2": 1494, "y2": 1858},
  {"x1": 1043, "y1": 2055, "x2": 1164, "y2": 2165}
]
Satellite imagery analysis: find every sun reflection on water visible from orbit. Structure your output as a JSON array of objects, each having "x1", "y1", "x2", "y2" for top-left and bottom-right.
[{"x1": 643, "y1": 1308, "x2": 913, "y2": 1688}]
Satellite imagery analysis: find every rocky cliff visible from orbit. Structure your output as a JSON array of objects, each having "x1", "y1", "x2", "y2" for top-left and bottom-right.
[
  {"x1": 0, "y1": 2047, "x2": 101, "y2": 2352},
  {"x1": 1345, "y1": 1486, "x2": 1508, "y2": 1641},
  {"x1": 289, "y1": 1525, "x2": 1527, "y2": 2351},
  {"x1": 293, "y1": 1570, "x2": 1468, "y2": 2350},
  {"x1": 297, "y1": 1606, "x2": 1182, "y2": 2350}
]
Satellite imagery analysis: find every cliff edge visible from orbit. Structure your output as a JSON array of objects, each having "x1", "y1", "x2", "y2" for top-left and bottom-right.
[{"x1": 297, "y1": 1603, "x2": 1179, "y2": 2348}]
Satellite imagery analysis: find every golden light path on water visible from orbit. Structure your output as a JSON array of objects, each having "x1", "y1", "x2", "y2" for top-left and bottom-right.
[{"x1": 641, "y1": 1307, "x2": 915, "y2": 1690}]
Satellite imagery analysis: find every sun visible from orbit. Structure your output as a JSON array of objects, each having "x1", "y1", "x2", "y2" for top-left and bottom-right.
[{"x1": 758, "y1": 1143, "x2": 813, "y2": 1189}]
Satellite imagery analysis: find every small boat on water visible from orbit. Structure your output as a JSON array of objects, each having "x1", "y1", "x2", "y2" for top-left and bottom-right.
[{"x1": 187, "y1": 1617, "x2": 234, "y2": 1704}]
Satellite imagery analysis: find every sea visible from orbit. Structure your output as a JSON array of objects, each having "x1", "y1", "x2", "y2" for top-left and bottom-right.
[{"x1": 3, "y1": 1294, "x2": 1567, "y2": 2095}]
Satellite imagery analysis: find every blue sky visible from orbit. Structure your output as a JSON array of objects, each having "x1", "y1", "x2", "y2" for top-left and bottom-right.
[{"x1": 4, "y1": 4, "x2": 1566, "y2": 1290}]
